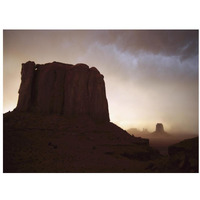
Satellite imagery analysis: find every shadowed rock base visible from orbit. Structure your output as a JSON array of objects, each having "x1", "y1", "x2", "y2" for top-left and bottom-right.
[{"x1": 4, "y1": 111, "x2": 159, "y2": 173}]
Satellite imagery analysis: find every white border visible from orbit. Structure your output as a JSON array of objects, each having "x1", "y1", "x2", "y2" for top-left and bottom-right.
[{"x1": 0, "y1": 1, "x2": 199, "y2": 200}]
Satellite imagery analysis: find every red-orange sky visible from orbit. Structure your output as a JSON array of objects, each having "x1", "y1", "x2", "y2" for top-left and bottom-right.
[{"x1": 3, "y1": 30, "x2": 198, "y2": 133}]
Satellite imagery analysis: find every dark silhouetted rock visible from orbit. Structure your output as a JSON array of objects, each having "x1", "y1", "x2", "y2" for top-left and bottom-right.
[
  {"x1": 168, "y1": 137, "x2": 198, "y2": 172},
  {"x1": 16, "y1": 61, "x2": 35, "y2": 111},
  {"x1": 15, "y1": 61, "x2": 109, "y2": 123},
  {"x1": 144, "y1": 137, "x2": 198, "y2": 173}
]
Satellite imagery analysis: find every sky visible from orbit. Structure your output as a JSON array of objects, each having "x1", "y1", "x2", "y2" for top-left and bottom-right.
[{"x1": 3, "y1": 30, "x2": 198, "y2": 133}]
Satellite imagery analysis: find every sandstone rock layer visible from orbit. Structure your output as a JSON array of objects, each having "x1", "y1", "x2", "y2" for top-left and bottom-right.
[{"x1": 16, "y1": 61, "x2": 110, "y2": 122}]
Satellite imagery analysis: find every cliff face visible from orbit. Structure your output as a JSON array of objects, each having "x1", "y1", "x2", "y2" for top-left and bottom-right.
[{"x1": 16, "y1": 61, "x2": 110, "y2": 122}]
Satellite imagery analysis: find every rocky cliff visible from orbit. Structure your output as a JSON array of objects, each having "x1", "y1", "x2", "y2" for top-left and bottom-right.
[{"x1": 16, "y1": 61, "x2": 109, "y2": 123}]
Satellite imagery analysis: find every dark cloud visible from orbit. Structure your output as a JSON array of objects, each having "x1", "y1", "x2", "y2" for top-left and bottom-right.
[
  {"x1": 4, "y1": 30, "x2": 198, "y2": 60},
  {"x1": 93, "y1": 30, "x2": 198, "y2": 60}
]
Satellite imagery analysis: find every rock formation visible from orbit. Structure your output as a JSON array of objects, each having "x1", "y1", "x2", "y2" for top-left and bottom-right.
[
  {"x1": 145, "y1": 136, "x2": 198, "y2": 172},
  {"x1": 152, "y1": 123, "x2": 169, "y2": 136},
  {"x1": 168, "y1": 137, "x2": 198, "y2": 172},
  {"x1": 155, "y1": 123, "x2": 164, "y2": 133},
  {"x1": 16, "y1": 61, "x2": 110, "y2": 123}
]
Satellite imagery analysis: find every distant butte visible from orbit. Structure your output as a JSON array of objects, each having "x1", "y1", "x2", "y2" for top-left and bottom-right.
[
  {"x1": 152, "y1": 123, "x2": 169, "y2": 136},
  {"x1": 15, "y1": 61, "x2": 109, "y2": 123}
]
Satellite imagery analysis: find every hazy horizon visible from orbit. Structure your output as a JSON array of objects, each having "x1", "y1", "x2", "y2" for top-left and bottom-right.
[{"x1": 3, "y1": 30, "x2": 198, "y2": 133}]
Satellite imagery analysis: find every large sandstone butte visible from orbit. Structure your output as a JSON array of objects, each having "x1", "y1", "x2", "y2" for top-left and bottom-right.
[{"x1": 16, "y1": 61, "x2": 109, "y2": 123}]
